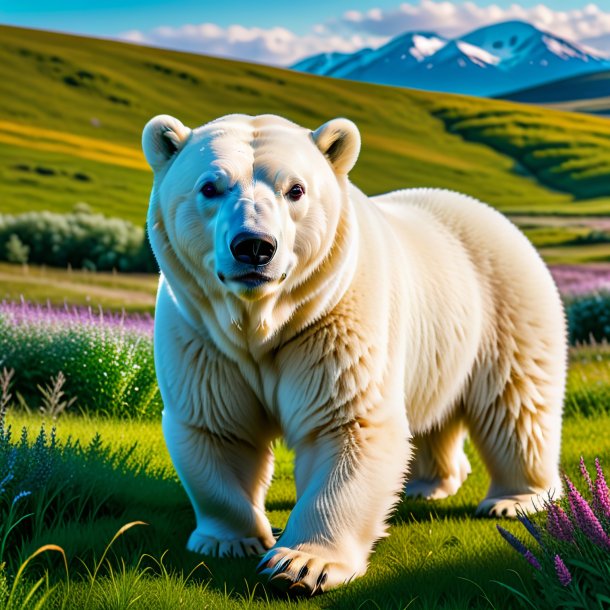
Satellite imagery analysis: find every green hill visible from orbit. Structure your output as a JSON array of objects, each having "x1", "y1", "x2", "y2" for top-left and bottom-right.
[
  {"x1": 2, "y1": 25, "x2": 610, "y2": 225},
  {"x1": 501, "y1": 70, "x2": 610, "y2": 117}
]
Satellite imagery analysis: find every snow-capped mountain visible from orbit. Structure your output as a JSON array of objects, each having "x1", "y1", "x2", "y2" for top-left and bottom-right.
[{"x1": 292, "y1": 20, "x2": 610, "y2": 97}]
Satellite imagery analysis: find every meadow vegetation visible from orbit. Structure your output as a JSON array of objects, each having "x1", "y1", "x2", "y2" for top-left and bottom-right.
[
  {"x1": 0, "y1": 299, "x2": 610, "y2": 608},
  {"x1": 3, "y1": 24, "x2": 610, "y2": 224},
  {"x1": 0, "y1": 205, "x2": 156, "y2": 272},
  {"x1": 431, "y1": 97, "x2": 610, "y2": 200}
]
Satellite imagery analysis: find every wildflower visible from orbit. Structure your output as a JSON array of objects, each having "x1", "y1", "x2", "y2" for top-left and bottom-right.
[
  {"x1": 580, "y1": 456, "x2": 594, "y2": 495},
  {"x1": 554, "y1": 554, "x2": 572, "y2": 587},
  {"x1": 593, "y1": 458, "x2": 610, "y2": 521},
  {"x1": 565, "y1": 475, "x2": 610, "y2": 550},
  {"x1": 11, "y1": 490, "x2": 31, "y2": 506},
  {"x1": 497, "y1": 525, "x2": 541, "y2": 569},
  {"x1": 546, "y1": 502, "x2": 574, "y2": 543},
  {"x1": 517, "y1": 512, "x2": 543, "y2": 546}
]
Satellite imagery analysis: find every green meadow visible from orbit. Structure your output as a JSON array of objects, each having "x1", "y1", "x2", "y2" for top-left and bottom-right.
[
  {"x1": 2, "y1": 24, "x2": 610, "y2": 227},
  {"x1": 3, "y1": 403, "x2": 610, "y2": 609}
]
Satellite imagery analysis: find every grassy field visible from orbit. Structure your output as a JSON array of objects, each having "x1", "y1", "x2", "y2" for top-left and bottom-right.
[
  {"x1": 0, "y1": 262, "x2": 157, "y2": 313},
  {"x1": 2, "y1": 305, "x2": 610, "y2": 609},
  {"x1": 2, "y1": 24, "x2": 610, "y2": 226},
  {"x1": 2, "y1": 404, "x2": 609, "y2": 609}
]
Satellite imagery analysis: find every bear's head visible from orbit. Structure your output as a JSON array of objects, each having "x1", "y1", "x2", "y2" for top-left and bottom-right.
[{"x1": 143, "y1": 114, "x2": 360, "y2": 336}]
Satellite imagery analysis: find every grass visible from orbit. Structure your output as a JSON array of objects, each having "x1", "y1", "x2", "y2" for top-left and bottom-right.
[
  {"x1": 2, "y1": 25, "x2": 610, "y2": 227},
  {"x1": 0, "y1": 262, "x2": 157, "y2": 313},
  {"x1": 431, "y1": 96, "x2": 610, "y2": 200},
  {"x1": 3, "y1": 403, "x2": 610, "y2": 609}
]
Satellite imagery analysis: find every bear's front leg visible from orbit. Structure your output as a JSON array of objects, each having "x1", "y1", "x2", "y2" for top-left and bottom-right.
[
  {"x1": 163, "y1": 411, "x2": 276, "y2": 557},
  {"x1": 257, "y1": 413, "x2": 410, "y2": 595}
]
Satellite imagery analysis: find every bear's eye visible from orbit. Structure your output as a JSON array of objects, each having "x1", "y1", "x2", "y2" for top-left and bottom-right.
[
  {"x1": 287, "y1": 184, "x2": 305, "y2": 201},
  {"x1": 200, "y1": 182, "x2": 218, "y2": 198}
]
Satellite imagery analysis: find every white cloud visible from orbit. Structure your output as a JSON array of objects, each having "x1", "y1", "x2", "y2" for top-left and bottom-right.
[
  {"x1": 118, "y1": 2, "x2": 610, "y2": 66},
  {"x1": 333, "y1": 1, "x2": 610, "y2": 41},
  {"x1": 120, "y1": 22, "x2": 385, "y2": 66}
]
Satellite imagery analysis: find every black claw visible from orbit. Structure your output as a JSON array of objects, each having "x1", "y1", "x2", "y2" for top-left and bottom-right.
[
  {"x1": 316, "y1": 571, "x2": 328, "y2": 589},
  {"x1": 256, "y1": 558, "x2": 270, "y2": 574},
  {"x1": 501, "y1": 508, "x2": 509, "y2": 517},
  {"x1": 297, "y1": 565, "x2": 309, "y2": 580}
]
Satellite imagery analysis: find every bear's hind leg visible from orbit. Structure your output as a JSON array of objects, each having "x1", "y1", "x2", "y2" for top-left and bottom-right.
[
  {"x1": 405, "y1": 410, "x2": 471, "y2": 500},
  {"x1": 466, "y1": 359, "x2": 564, "y2": 518}
]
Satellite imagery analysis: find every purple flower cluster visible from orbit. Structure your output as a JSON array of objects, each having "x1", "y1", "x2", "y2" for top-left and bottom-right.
[
  {"x1": 546, "y1": 502, "x2": 574, "y2": 543},
  {"x1": 497, "y1": 525, "x2": 541, "y2": 569},
  {"x1": 550, "y1": 264, "x2": 610, "y2": 296},
  {"x1": 565, "y1": 475, "x2": 610, "y2": 550},
  {"x1": 498, "y1": 456, "x2": 610, "y2": 593},
  {"x1": 554, "y1": 554, "x2": 572, "y2": 587},
  {"x1": 0, "y1": 298, "x2": 153, "y2": 335},
  {"x1": 593, "y1": 458, "x2": 610, "y2": 521}
]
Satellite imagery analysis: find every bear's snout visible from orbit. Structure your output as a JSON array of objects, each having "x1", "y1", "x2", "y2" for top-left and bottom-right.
[{"x1": 230, "y1": 232, "x2": 277, "y2": 267}]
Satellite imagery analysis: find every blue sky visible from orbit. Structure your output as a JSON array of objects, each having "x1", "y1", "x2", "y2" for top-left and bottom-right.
[
  {"x1": 1, "y1": 1, "x2": 608, "y2": 65},
  {"x1": 0, "y1": 0, "x2": 595, "y2": 33}
]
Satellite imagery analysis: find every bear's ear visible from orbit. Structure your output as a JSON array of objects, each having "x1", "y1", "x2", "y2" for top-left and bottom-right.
[
  {"x1": 312, "y1": 118, "x2": 361, "y2": 175},
  {"x1": 142, "y1": 115, "x2": 191, "y2": 172}
]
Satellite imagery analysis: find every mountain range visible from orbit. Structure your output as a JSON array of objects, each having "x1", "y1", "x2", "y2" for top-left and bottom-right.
[{"x1": 292, "y1": 20, "x2": 610, "y2": 98}]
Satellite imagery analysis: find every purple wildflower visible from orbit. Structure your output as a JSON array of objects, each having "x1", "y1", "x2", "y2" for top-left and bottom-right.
[
  {"x1": 546, "y1": 502, "x2": 574, "y2": 543},
  {"x1": 550, "y1": 264, "x2": 610, "y2": 296},
  {"x1": 517, "y1": 513, "x2": 543, "y2": 546},
  {"x1": 580, "y1": 457, "x2": 594, "y2": 496},
  {"x1": 0, "y1": 299, "x2": 153, "y2": 335},
  {"x1": 554, "y1": 554, "x2": 572, "y2": 587},
  {"x1": 593, "y1": 458, "x2": 610, "y2": 521},
  {"x1": 566, "y1": 475, "x2": 610, "y2": 550},
  {"x1": 497, "y1": 525, "x2": 542, "y2": 569}
]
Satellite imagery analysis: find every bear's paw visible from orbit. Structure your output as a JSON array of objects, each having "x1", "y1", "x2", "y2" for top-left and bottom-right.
[
  {"x1": 256, "y1": 545, "x2": 364, "y2": 596},
  {"x1": 475, "y1": 491, "x2": 558, "y2": 518},
  {"x1": 187, "y1": 531, "x2": 274, "y2": 558}
]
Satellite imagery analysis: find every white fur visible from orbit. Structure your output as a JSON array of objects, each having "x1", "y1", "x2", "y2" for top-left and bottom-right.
[{"x1": 142, "y1": 113, "x2": 566, "y2": 594}]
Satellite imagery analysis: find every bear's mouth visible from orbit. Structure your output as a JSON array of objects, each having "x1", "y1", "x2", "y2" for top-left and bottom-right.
[{"x1": 230, "y1": 272, "x2": 274, "y2": 288}]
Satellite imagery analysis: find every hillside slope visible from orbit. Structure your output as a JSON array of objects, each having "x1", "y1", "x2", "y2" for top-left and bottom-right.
[
  {"x1": 1, "y1": 25, "x2": 610, "y2": 225},
  {"x1": 501, "y1": 70, "x2": 610, "y2": 116}
]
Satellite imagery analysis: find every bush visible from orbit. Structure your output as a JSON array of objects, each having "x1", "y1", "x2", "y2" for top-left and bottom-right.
[
  {"x1": 0, "y1": 206, "x2": 157, "y2": 272},
  {"x1": 0, "y1": 301, "x2": 160, "y2": 419},
  {"x1": 567, "y1": 293, "x2": 610, "y2": 344},
  {"x1": 496, "y1": 457, "x2": 610, "y2": 609},
  {"x1": 4, "y1": 234, "x2": 29, "y2": 264}
]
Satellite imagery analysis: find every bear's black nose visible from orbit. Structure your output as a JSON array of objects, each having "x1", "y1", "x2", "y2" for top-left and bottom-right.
[{"x1": 230, "y1": 232, "x2": 277, "y2": 266}]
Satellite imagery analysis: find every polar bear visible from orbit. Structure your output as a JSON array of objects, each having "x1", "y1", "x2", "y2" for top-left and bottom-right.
[{"x1": 142, "y1": 113, "x2": 566, "y2": 595}]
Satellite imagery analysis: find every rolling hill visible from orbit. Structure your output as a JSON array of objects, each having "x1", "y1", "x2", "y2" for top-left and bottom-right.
[
  {"x1": 2, "y1": 24, "x2": 610, "y2": 227},
  {"x1": 501, "y1": 70, "x2": 610, "y2": 116}
]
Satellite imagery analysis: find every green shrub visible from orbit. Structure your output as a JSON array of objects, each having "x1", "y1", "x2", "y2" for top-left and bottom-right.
[
  {"x1": 0, "y1": 206, "x2": 157, "y2": 272},
  {"x1": 567, "y1": 293, "x2": 610, "y2": 345},
  {"x1": 0, "y1": 302, "x2": 160, "y2": 419}
]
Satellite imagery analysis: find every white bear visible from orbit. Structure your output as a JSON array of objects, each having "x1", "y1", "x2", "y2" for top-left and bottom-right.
[{"x1": 142, "y1": 113, "x2": 566, "y2": 595}]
